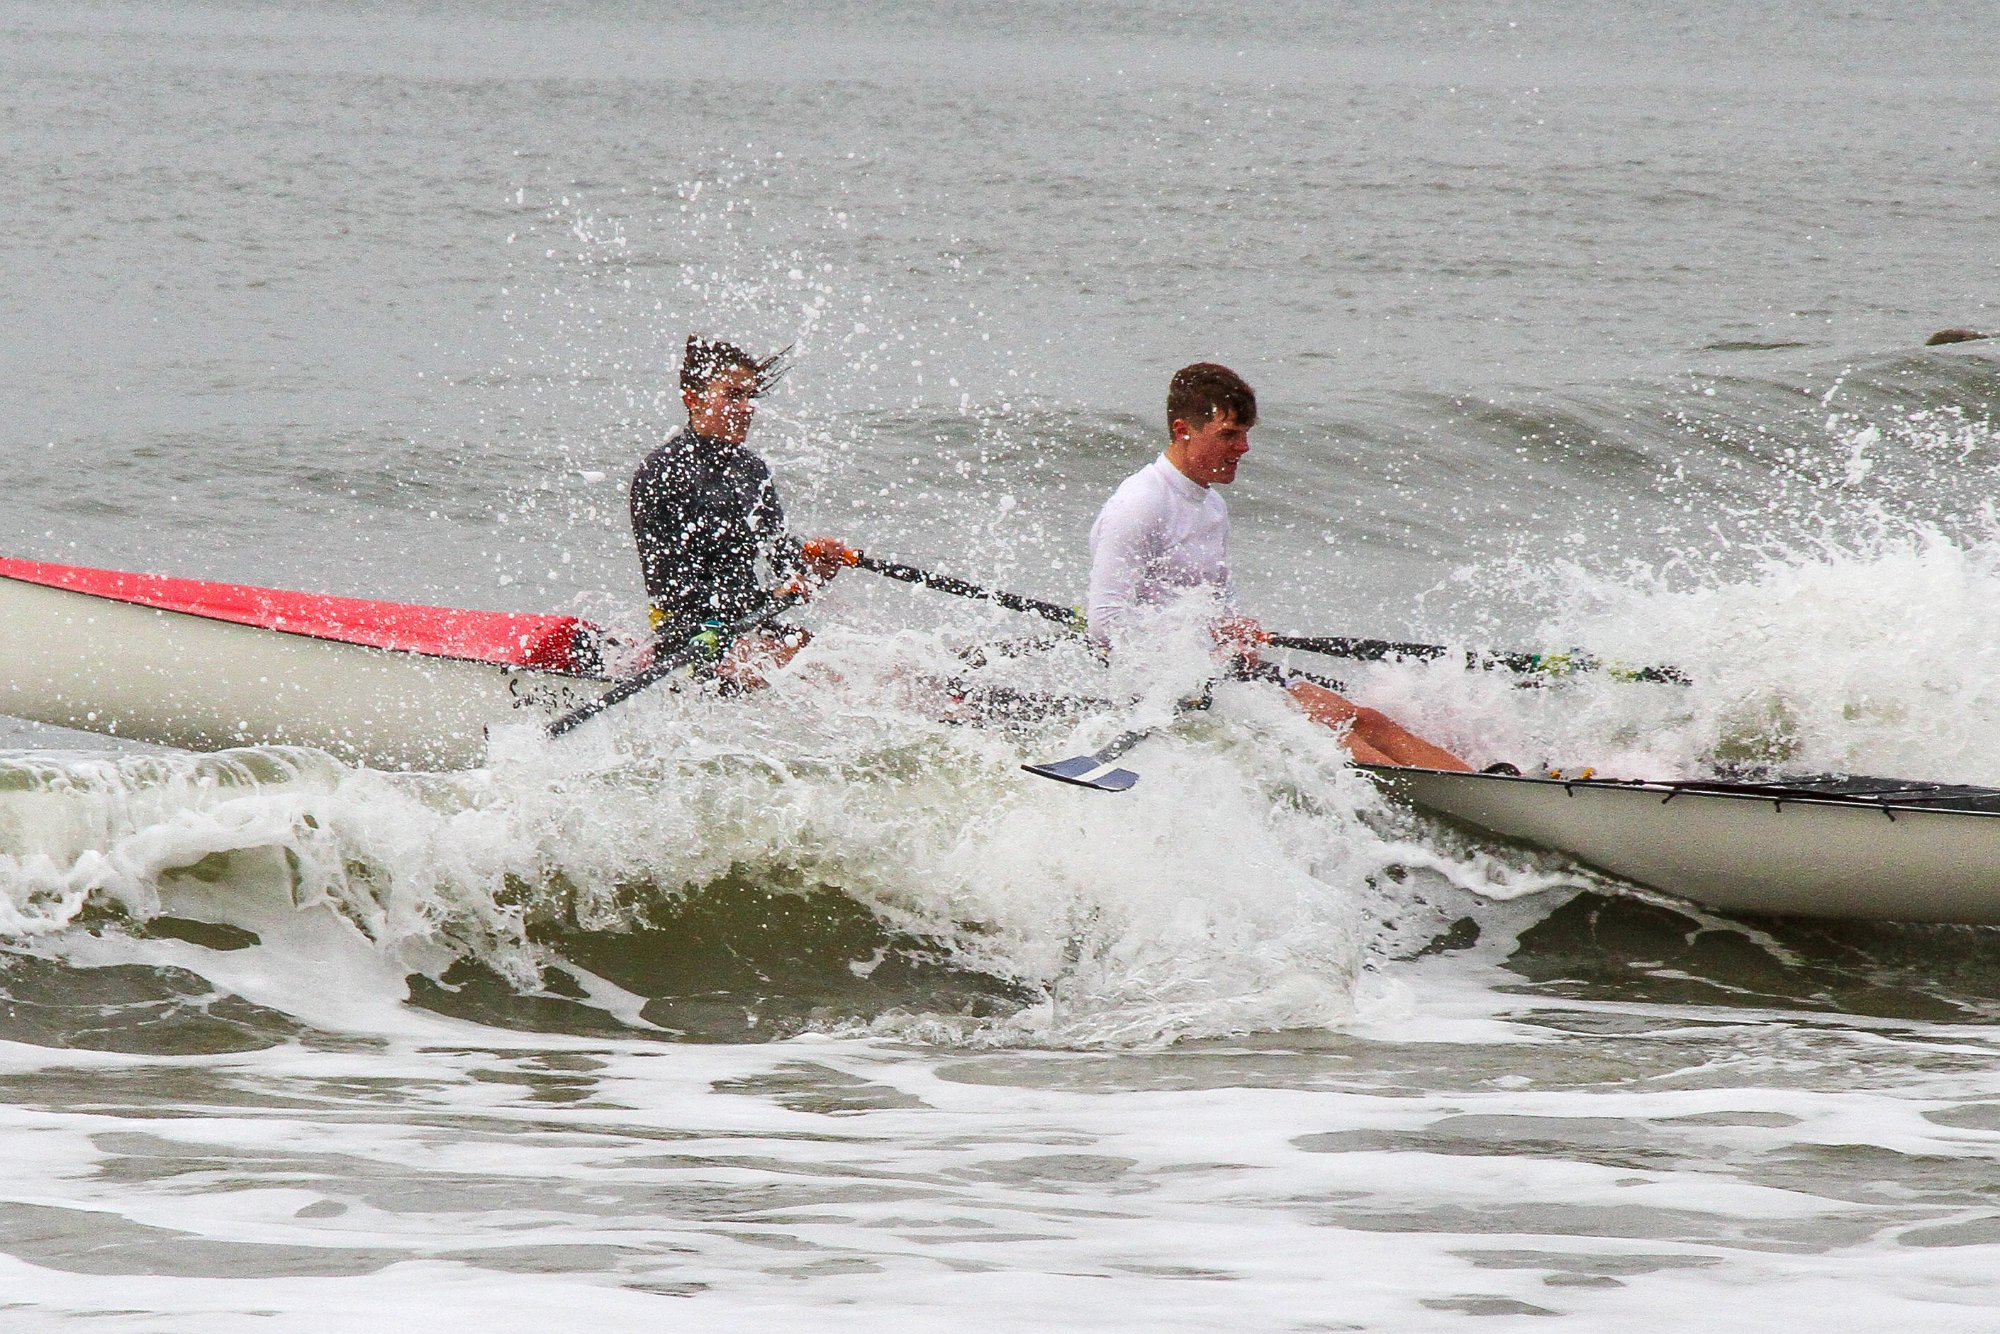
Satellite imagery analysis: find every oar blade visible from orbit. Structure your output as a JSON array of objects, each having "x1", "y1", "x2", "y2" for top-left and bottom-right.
[{"x1": 1021, "y1": 756, "x2": 1141, "y2": 792}]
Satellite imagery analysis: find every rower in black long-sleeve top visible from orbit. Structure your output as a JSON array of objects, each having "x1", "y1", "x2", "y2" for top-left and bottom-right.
[
  {"x1": 629, "y1": 335, "x2": 852, "y2": 682},
  {"x1": 630, "y1": 424, "x2": 805, "y2": 643}
]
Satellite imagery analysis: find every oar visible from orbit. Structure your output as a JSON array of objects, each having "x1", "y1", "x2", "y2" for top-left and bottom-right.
[
  {"x1": 853, "y1": 552, "x2": 1085, "y2": 630},
  {"x1": 1268, "y1": 633, "x2": 1690, "y2": 685},
  {"x1": 852, "y1": 548, "x2": 1687, "y2": 684},
  {"x1": 1022, "y1": 693, "x2": 1211, "y2": 793},
  {"x1": 1020, "y1": 724, "x2": 1155, "y2": 792},
  {"x1": 544, "y1": 592, "x2": 804, "y2": 739}
]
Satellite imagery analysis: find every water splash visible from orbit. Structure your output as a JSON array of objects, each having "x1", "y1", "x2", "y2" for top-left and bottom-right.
[{"x1": 0, "y1": 621, "x2": 1563, "y2": 1049}]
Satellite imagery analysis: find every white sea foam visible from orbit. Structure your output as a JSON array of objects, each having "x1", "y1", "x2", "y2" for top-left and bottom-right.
[
  {"x1": 15, "y1": 507, "x2": 2000, "y2": 1054},
  {"x1": 0, "y1": 616, "x2": 1576, "y2": 1051},
  {"x1": 1343, "y1": 492, "x2": 2000, "y2": 789},
  {"x1": 4, "y1": 990, "x2": 1999, "y2": 1331}
]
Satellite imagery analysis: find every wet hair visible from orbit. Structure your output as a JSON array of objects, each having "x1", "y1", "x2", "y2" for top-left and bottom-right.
[
  {"x1": 680, "y1": 335, "x2": 793, "y2": 396},
  {"x1": 1167, "y1": 362, "x2": 1257, "y2": 430}
]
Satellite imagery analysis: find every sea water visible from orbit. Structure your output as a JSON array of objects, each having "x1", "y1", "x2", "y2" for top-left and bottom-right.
[{"x1": 3, "y1": 1, "x2": 2000, "y2": 1328}]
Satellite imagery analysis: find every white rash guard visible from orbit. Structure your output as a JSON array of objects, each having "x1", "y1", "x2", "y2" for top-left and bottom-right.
[{"x1": 1087, "y1": 453, "x2": 1237, "y2": 643}]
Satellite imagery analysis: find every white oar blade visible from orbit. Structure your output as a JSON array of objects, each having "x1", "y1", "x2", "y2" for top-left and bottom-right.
[{"x1": 1021, "y1": 757, "x2": 1140, "y2": 792}]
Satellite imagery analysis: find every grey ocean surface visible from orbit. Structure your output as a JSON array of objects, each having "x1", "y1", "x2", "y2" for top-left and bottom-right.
[{"x1": 4, "y1": 2, "x2": 2000, "y2": 1328}]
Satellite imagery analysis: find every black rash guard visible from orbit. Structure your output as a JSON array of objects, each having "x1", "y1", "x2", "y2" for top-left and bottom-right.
[{"x1": 629, "y1": 427, "x2": 804, "y2": 641}]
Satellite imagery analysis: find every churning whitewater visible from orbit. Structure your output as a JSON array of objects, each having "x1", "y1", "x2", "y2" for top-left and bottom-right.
[{"x1": 0, "y1": 629, "x2": 1530, "y2": 1049}]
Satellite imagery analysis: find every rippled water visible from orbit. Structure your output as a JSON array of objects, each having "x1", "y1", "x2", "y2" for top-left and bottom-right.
[{"x1": 4, "y1": 0, "x2": 2000, "y2": 1327}]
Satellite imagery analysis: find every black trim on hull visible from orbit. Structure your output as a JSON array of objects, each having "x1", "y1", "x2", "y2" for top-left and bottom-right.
[{"x1": 1362, "y1": 765, "x2": 2000, "y2": 821}]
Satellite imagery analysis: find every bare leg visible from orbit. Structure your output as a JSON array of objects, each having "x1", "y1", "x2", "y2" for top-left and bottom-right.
[{"x1": 1287, "y1": 680, "x2": 1472, "y2": 771}]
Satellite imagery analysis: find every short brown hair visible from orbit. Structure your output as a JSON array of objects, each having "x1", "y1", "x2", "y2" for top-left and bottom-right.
[
  {"x1": 681, "y1": 335, "x2": 793, "y2": 396},
  {"x1": 1167, "y1": 362, "x2": 1256, "y2": 430}
]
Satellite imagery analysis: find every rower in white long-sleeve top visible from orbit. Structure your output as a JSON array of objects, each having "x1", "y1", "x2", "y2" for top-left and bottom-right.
[{"x1": 1086, "y1": 362, "x2": 1471, "y2": 771}]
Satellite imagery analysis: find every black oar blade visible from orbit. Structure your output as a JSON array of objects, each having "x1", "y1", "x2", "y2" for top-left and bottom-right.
[{"x1": 1021, "y1": 756, "x2": 1141, "y2": 792}]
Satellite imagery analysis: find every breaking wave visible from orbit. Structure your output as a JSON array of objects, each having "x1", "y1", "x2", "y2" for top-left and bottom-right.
[
  {"x1": 0, "y1": 628, "x2": 1567, "y2": 1051},
  {"x1": 4, "y1": 347, "x2": 1996, "y2": 1052}
]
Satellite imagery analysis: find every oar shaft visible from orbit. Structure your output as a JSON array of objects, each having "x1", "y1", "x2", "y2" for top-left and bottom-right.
[
  {"x1": 855, "y1": 554, "x2": 1081, "y2": 628},
  {"x1": 544, "y1": 593, "x2": 801, "y2": 738},
  {"x1": 852, "y1": 553, "x2": 1688, "y2": 684},
  {"x1": 1269, "y1": 633, "x2": 1688, "y2": 685},
  {"x1": 1081, "y1": 724, "x2": 1157, "y2": 767},
  {"x1": 1269, "y1": 634, "x2": 1448, "y2": 665}
]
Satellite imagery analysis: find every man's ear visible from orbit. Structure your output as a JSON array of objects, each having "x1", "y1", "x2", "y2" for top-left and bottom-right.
[
  {"x1": 681, "y1": 386, "x2": 701, "y2": 415},
  {"x1": 1168, "y1": 417, "x2": 1190, "y2": 444}
]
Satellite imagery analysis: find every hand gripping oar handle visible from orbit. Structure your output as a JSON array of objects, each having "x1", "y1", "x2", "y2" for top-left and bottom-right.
[
  {"x1": 1268, "y1": 634, "x2": 1690, "y2": 686},
  {"x1": 544, "y1": 591, "x2": 804, "y2": 738},
  {"x1": 853, "y1": 553, "x2": 1085, "y2": 630}
]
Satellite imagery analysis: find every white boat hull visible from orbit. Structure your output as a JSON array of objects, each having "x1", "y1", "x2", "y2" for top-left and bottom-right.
[
  {"x1": 0, "y1": 575, "x2": 615, "y2": 771},
  {"x1": 1367, "y1": 765, "x2": 2000, "y2": 926}
]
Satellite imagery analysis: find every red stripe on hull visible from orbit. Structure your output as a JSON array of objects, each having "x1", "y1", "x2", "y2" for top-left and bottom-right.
[{"x1": 0, "y1": 557, "x2": 594, "y2": 672}]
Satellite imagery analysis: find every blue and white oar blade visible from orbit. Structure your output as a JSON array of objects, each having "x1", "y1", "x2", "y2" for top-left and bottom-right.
[
  {"x1": 1021, "y1": 756, "x2": 1141, "y2": 792},
  {"x1": 1030, "y1": 754, "x2": 1103, "y2": 780}
]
